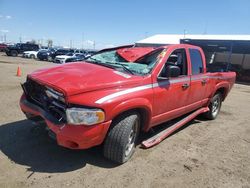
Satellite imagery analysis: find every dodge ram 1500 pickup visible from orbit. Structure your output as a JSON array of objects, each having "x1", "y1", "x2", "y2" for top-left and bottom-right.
[{"x1": 20, "y1": 44, "x2": 236, "y2": 164}]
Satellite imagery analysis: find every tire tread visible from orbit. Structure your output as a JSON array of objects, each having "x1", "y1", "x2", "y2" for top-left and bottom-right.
[{"x1": 103, "y1": 113, "x2": 139, "y2": 164}]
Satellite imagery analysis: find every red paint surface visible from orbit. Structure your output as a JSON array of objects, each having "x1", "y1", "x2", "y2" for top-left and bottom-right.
[{"x1": 117, "y1": 47, "x2": 155, "y2": 62}]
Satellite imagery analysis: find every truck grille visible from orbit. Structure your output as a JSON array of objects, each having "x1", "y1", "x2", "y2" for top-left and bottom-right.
[{"x1": 23, "y1": 78, "x2": 67, "y2": 124}]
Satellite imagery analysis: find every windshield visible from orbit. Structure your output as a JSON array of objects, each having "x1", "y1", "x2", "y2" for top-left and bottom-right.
[
  {"x1": 86, "y1": 48, "x2": 164, "y2": 75},
  {"x1": 66, "y1": 52, "x2": 73, "y2": 56},
  {"x1": 13, "y1": 43, "x2": 21, "y2": 47}
]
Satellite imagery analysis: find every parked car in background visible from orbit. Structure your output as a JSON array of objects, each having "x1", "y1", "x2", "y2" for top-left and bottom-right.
[
  {"x1": 47, "y1": 48, "x2": 73, "y2": 61},
  {"x1": 37, "y1": 48, "x2": 56, "y2": 61},
  {"x1": 65, "y1": 54, "x2": 86, "y2": 63},
  {"x1": 84, "y1": 50, "x2": 97, "y2": 58},
  {"x1": 5, "y1": 43, "x2": 39, "y2": 56},
  {"x1": 54, "y1": 52, "x2": 85, "y2": 64},
  {"x1": 0, "y1": 43, "x2": 8, "y2": 52},
  {"x1": 23, "y1": 49, "x2": 48, "y2": 59},
  {"x1": 23, "y1": 50, "x2": 39, "y2": 59}
]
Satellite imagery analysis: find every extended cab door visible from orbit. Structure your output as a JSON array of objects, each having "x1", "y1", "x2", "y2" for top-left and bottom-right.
[
  {"x1": 186, "y1": 48, "x2": 208, "y2": 111},
  {"x1": 151, "y1": 47, "x2": 191, "y2": 126}
]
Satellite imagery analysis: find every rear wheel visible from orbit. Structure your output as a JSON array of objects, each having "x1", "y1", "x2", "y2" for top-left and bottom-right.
[
  {"x1": 103, "y1": 112, "x2": 140, "y2": 164},
  {"x1": 203, "y1": 93, "x2": 222, "y2": 120},
  {"x1": 10, "y1": 50, "x2": 18, "y2": 57}
]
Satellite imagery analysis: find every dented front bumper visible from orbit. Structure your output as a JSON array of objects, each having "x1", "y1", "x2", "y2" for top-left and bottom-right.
[{"x1": 20, "y1": 94, "x2": 112, "y2": 149}]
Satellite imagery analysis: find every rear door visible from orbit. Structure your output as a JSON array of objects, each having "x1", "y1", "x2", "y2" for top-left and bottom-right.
[{"x1": 186, "y1": 48, "x2": 208, "y2": 111}]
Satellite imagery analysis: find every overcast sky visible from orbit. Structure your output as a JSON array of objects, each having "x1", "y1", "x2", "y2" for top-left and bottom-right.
[{"x1": 0, "y1": 0, "x2": 250, "y2": 49}]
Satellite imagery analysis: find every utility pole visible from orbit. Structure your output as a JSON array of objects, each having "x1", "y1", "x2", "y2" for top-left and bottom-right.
[
  {"x1": 70, "y1": 39, "x2": 72, "y2": 48},
  {"x1": 93, "y1": 41, "x2": 96, "y2": 49},
  {"x1": 184, "y1": 29, "x2": 187, "y2": 38},
  {"x1": 82, "y1": 32, "x2": 84, "y2": 49},
  {"x1": 19, "y1": 35, "x2": 22, "y2": 43}
]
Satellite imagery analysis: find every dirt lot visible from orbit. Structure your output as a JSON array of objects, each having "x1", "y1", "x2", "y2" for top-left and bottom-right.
[{"x1": 0, "y1": 52, "x2": 250, "y2": 188}]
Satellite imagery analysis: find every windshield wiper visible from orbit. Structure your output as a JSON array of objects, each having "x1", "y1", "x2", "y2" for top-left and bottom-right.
[
  {"x1": 115, "y1": 63, "x2": 134, "y2": 75},
  {"x1": 103, "y1": 61, "x2": 134, "y2": 75},
  {"x1": 88, "y1": 57, "x2": 102, "y2": 63}
]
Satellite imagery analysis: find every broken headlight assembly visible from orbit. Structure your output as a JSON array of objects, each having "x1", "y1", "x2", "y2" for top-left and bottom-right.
[
  {"x1": 66, "y1": 108, "x2": 105, "y2": 126},
  {"x1": 45, "y1": 87, "x2": 65, "y2": 103}
]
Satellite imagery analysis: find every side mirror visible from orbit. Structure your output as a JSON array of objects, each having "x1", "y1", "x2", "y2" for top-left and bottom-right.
[{"x1": 166, "y1": 65, "x2": 180, "y2": 78}]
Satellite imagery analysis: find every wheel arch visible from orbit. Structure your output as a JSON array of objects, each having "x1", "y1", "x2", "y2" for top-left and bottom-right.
[
  {"x1": 108, "y1": 98, "x2": 153, "y2": 132},
  {"x1": 10, "y1": 50, "x2": 18, "y2": 56},
  {"x1": 213, "y1": 82, "x2": 230, "y2": 101}
]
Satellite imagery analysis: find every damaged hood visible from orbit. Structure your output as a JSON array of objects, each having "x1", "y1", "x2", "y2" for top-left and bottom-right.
[{"x1": 29, "y1": 62, "x2": 143, "y2": 96}]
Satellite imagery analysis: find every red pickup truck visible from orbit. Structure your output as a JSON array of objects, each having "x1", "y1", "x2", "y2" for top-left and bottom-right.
[{"x1": 20, "y1": 44, "x2": 236, "y2": 164}]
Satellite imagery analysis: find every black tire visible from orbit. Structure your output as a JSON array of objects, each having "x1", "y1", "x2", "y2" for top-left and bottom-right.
[
  {"x1": 30, "y1": 54, "x2": 35, "y2": 59},
  {"x1": 10, "y1": 50, "x2": 18, "y2": 57},
  {"x1": 103, "y1": 112, "x2": 140, "y2": 164},
  {"x1": 203, "y1": 93, "x2": 222, "y2": 120}
]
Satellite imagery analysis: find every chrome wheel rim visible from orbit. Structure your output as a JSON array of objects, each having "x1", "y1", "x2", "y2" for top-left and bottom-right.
[
  {"x1": 212, "y1": 98, "x2": 220, "y2": 116},
  {"x1": 125, "y1": 119, "x2": 138, "y2": 157}
]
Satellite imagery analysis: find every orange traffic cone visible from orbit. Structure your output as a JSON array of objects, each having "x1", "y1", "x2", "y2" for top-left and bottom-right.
[{"x1": 16, "y1": 66, "x2": 22, "y2": 77}]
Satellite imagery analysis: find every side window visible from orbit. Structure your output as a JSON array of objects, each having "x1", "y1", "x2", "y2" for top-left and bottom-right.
[
  {"x1": 33, "y1": 45, "x2": 38, "y2": 50},
  {"x1": 22, "y1": 44, "x2": 27, "y2": 49},
  {"x1": 189, "y1": 49, "x2": 204, "y2": 75},
  {"x1": 31, "y1": 45, "x2": 36, "y2": 50},
  {"x1": 159, "y1": 48, "x2": 187, "y2": 78}
]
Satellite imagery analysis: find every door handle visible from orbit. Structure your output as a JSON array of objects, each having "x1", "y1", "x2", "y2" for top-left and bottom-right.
[
  {"x1": 201, "y1": 79, "x2": 207, "y2": 85},
  {"x1": 182, "y1": 83, "x2": 190, "y2": 89}
]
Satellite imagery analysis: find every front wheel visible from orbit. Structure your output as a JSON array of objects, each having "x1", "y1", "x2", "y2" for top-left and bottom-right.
[
  {"x1": 203, "y1": 93, "x2": 222, "y2": 120},
  {"x1": 103, "y1": 112, "x2": 140, "y2": 164},
  {"x1": 30, "y1": 54, "x2": 35, "y2": 59}
]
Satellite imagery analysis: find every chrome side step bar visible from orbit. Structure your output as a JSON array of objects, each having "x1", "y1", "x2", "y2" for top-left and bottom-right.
[{"x1": 141, "y1": 107, "x2": 209, "y2": 148}]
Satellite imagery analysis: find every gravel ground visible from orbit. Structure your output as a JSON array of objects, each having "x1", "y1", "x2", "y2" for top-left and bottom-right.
[{"x1": 0, "y1": 53, "x2": 250, "y2": 188}]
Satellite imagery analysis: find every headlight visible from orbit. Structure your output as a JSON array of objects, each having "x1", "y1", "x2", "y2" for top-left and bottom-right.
[{"x1": 66, "y1": 108, "x2": 105, "y2": 126}]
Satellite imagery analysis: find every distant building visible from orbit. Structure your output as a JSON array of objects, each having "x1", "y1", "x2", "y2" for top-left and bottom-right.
[{"x1": 136, "y1": 34, "x2": 250, "y2": 82}]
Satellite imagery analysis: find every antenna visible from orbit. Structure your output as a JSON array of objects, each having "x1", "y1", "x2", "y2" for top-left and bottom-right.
[
  {"x1": 184, "y1": 29, "x2": 187, "y2": 38},
  {"x1": 203, "y1": 22, "x2": 207, "y2": 34}
]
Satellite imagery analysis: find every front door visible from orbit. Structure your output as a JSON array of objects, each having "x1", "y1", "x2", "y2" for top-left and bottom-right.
[{"x1": 151, "y1": 48, "x2": 191, "y2": 126}]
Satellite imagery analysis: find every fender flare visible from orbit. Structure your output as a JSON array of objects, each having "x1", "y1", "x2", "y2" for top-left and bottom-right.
[
  {"x1": 109, "y1": 98, "x2": 153, "y2": 131},
  {"x1": 211, "y1": 81, "x2": 230, "y2": 100}
]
